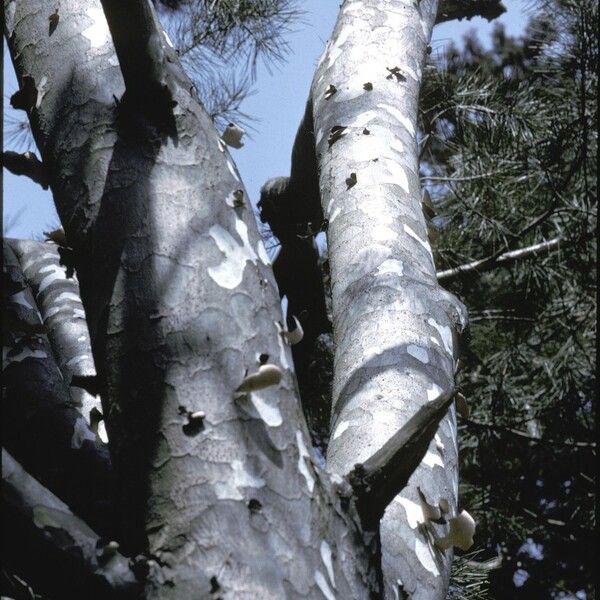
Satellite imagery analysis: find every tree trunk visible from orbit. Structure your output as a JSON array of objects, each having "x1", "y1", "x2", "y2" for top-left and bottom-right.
[
  {"x1": 307, "y1": 1, "x2": 468, "y2": 597},
  {"x1": 4, "y1": 0, "x2": 375, "y2": 597}
]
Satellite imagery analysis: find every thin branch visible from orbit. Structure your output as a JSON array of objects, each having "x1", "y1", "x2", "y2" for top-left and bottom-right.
[
  {"x1": 348, "y1": 389, "x2": 456, "y2": 530},
  {"x1": 1, "y1": 151, "x2": 49, "y2": 189},
  {"x1": 2, "y1": 449, "x2": 141, "y2": 598},
  {"x1": 437, "y1": 237, "x2": 562, "y2": 282},
  {"x1": 461, "y1": 417, "x2": 596, "y2": 450},
  {"x1": 436, "y1": 0, "x2": 506, "y2": 24}
]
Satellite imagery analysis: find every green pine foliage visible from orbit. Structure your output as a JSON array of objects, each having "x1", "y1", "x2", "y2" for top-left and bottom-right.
[{"x1": 422, "y1": 1, "x2": 597, "y2": 598}]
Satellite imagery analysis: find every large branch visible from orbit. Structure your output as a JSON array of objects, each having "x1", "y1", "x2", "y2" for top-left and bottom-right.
[
  {"x1": 436, "y1": 0, "x2": 506, "y2": 23},
  {"x1": 7, "y1": 239, "x2": 103, "y2": 430},
  {"x1": 2, "y1": 449, "x2": 140, "y2": 599},
  {"x1": 437, "y1": 237, "x2": 562, "y2": 282},
  {"x1": 3, "y1": 241, "x2": 116, "y2": 538},
  {"x1": 308, "y1": 1, "x2": 468, "y2": 597}
]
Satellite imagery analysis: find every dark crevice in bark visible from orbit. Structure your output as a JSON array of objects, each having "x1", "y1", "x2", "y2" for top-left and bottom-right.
[
  {"x1": 257, "y1": 99, "x2": 333, "y2": 450},
  {"x1": 348, "y1": 390, "x2": 456, "y2": 531}
]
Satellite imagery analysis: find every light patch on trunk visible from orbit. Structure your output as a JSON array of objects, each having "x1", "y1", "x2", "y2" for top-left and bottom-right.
[
  {"x1": 378, "y1": 103, "x2": 416, "y2": 136},
  {"x1": 44, "y1": 305, "x2": 61, "y2": 319},
  {"x1": 415, "y1": 537, "x2": 440, "y2": 577},
  {"x1": 163, "y1": 30, "x2": 174, "y2": 48},
  {"x1": 9, "y1": 291, "x2": 33, "y2": 310},
  {"x1": 403, "y1": 223, "x2": 432, "y2": 254},
  {"x1": 3, "y1": 347, "x2": 47, "y2": 368},
  {"x1": 391, "y1": 139, "x2": 404, "y2": 154},
  {"x1": 435, "y1": 434, "x2": 445, "y2": 452},
  {"x1": 256, "y1": 241, "x2": 270, "y2": 265},
  {"x1": 65, "y1": 354, "x2": 89, "y2": 367},
  {"x1": 207, "y1": 223, "x2": 257, "y2": 289},
  {"x1": 82, "y1": 7, "x2": 111, "y2": 48},
  {"x1": 348, "y1": 110, "x2": 378, "y2": 130},
  {"x1": 372, "y1": 225, "x2": 397, "y2": 242},
  {"x1": 55, "y1": 292, "x2": 82, "y2": 304},
  {"x1": 328, "y1": 205, "x2": 342, "y2": 224},
  {"x1": 407, "y1": 344, "x2": 429, "y2": 364},
  {"x1": 427, "y1": 383, "x2": 444, "y2": 401},
  {"x1": 377, "y1": 259, "x2": 404, "y2": 277},
  {"x1": 320, "y1": 541, "x2": 336, "y2": 589},
  {"x1": 427, "y1": 318, "x2": 453, "y2": 354},
  {"x1": 400, "y1": 64, "x2": 418, "y2": 81},
  {"x1": 296, "y1": 431, "x2": 315, "y2": 493},
  {"x1": 73, "y1": 308, "x2": 86, "y2": 319},
  {"x1": 422, "y1": 450, "x2": 444, "y2": 469},
  {"x1": 71, "y1": 416, "x2": 97, "y2": 449},
  {"x1": 226, "y1": 160, "x2": 240, "y2": 181},
  {"x1": 214, "y1": 460, "x2": 265, "y2": 500},
  {"x1": 315, "y1": 570, "x2": 336, "y2": 600},
  {"x1": 395, "y1": 496, "x2": 422, "y2": 528},
  {"x1": 332, "y1": 420, "x2": 350, "y2": 440},
  {"x1": 38, "y1": 268, "x2": 65, "y2": 293},
  {"x1": 249, "y1": 393, "x2": 283, "y2": 427}
]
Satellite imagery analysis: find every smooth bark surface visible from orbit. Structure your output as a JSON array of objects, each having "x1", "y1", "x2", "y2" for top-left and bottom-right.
[{"x1": 308, "y1": 1, "x2": 468, "y2": 597}]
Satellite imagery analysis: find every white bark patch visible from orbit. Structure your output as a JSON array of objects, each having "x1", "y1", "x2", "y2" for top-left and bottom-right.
[
  {"x1": 391, "y1": 139, "x2": 404, "y2": 154},
  {"x1": 71, "y1": 416, "x2": 97, "y2": 449},
  {"x1": 97, "y1": 420, "x2": 108, "y2": 443},
  {"x1": 348, "y1": 110, "x2": 378, "y2": 130},
  {"x1": 423, "y1": 450, "x2": 444, "y2": 469},
  {"x1": 65, "y1": 354, "x2": 89, "y2": 367},
  {"x1": 427, "y1": 318, "x2": 453, "y2": 354},
  {"x1": 226, "y1": 160, "x2": 240, "y2": 181},
  {"x1": 315, "y1": 570, "x2": 336, "y2": 600},
  {"x1": 82, "y1": 7, "x2": 111, "y2": 48},
  {"x1": 401, "y1": 64, "x2": 418, "y2": 81},
  {"x1": 163, "y1": 30, "x2": 174, "y2": 48},
  {"x1": 396, "y1": 496, "x2": 423, "y2": 528},
  {"x1": 377, "y1": 259, "x2": 404, "y2": 277},
  {"x1": 73, "y1": 308, "x2": 86, "y2": 319},
  {"x1": 435, "y1": 434, "x2": 445, "y2": 452},
  {"x1": 403, "y1": 223, "x2": 431, "y2": 253},
  {"x1": 207, "y1": 223, "x2": 257, "y2": 289},
  {"x1": 296, "y1": 431, "x2": 315, "y2": 493},
  {"x1": 9, "y1": 291, "x2": 33, "y2": 309},
  {"x1": 55, "y1": 292, "x2": 82, "y2": 303},
  {"x1": 320, "y1": 541, "x2": 336, "y2": 589},
  {"x1": 427, "y1": 383, "x2": 444, "y2": 401},
  {"x1": 256, "y1": 241, "x2": 270, "y2": 265},
  {"x1": 329, "y1": 205, "x2": 342, "y2": 224},
  {"x1": 407, "y1": 344, "x2": 429, "y2": 364},
  {"x1": 44, "y1": 306, "x2": 61, "y2": 319},
  {"x1": 249, "y1": 393, "x2": 283, "y2": 427},
  {"x1": 214, "y1": 460, "x2": 265, "y2": 500},
  {"x1": 38, "y1": 268, "x2": 65, "y2": 293},
  {"x1": 332, "y1": 420, "x2": 350, "y2": 440},
  {"x1": 415, "y1": 537, "x2": 440, "y2": 577},
  {"x1": 372, "y1": 225, "x2": 397, "y2": 242},
  {"x1": 378, "y1": 103, "x2": 416, "y2": 136}
]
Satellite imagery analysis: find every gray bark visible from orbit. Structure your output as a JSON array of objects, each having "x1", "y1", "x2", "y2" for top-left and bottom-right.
[
  {"x1": 7, "y1": 238, "x2": 103, "y2": 429},
  {"x1": 308, "y1": 1, "x2": 468, "y2": 598},
  {"x1": 4, "y1": 1, "x2": 375, "y2": 597}
]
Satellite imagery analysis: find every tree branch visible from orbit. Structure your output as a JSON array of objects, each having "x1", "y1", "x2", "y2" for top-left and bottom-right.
[
  {"x1": 2, "y1": 449, "x2": 140, "y2": 599},
  {"x1": 437, "y1": 237, "x2": 562, "y2": 282},
  {"x1": 1, "y1": 150, "x2": 49, "y2": 189},
  {"x1": 436, "y1": 0, "x2": 506, "y2": 23},
  {"x1": 348, "y1": 390, "x2": 456, "y2": 530}
]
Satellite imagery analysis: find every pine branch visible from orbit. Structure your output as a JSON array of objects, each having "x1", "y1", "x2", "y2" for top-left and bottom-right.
[
  {"x1": 1, "y1": 151, "x2": 49, "y2": 189},
  {"x1": 437, "y1": 237, "x2": 562, "y2": 282},
  {"x1": 348, "y1": 390, "x2": 456, "y2": 530},
  {"x1": 2, "y1": 449, "x2": 140, "y2": 599}
]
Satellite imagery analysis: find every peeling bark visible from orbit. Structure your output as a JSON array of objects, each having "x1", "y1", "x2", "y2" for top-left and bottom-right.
[
  {"x1": 7, "y1": 238, "x2": 103, "y2": 428},
  {"x1": 2, "y1": 241, "x2": 116, "y2": 537},
  {"x1": 307, "y1": 1, "x2": 468, "y2": 597}
]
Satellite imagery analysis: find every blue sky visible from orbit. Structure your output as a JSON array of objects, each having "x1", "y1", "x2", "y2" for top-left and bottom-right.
[{"x1": 3, "y1": 0, "x2": 529, "y2": 239}]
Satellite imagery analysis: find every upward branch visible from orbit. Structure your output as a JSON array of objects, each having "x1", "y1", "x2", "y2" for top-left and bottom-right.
[{"x1": 348, "y1": 390, "x2": 456, "y2": 530}]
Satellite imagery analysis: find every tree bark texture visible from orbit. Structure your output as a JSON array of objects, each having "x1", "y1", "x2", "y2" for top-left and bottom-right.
[
  {"x1": 308, "y1": 1, "x2": 468, "y2": 598},
  {"x1": 4, "y1": 1, "x2": 375, "y2": 597}
]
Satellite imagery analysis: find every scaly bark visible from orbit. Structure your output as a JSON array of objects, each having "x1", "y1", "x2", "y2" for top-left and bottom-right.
[
  {"x1": 5, "y1": 1, "x2": 375, "y2": 596},
  {"x1": 308, "y1": 1, "x2": 468, "y2": 598}
]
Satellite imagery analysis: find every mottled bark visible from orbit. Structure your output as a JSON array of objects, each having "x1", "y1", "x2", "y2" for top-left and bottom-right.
[
  {"x1": 2, "y1": 241, "x2": 116, "y2": 537},
  {"x1": 7, "y1": 238, "x2": 102, "y2": 428},
  {"x1": 4, "y1": 1, "x2": 375, "y2": 597},
  {"x1": 2, "y1": 449, "x2": 139, "y2": 600},
  {"x1": 308, "y1": 1, "x2": 468, "y2": 598}
]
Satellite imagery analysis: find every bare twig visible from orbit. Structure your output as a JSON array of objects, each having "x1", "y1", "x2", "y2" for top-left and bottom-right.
[{"x1": 437, "y1": 237, "x2": 562, "y2": 282}]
